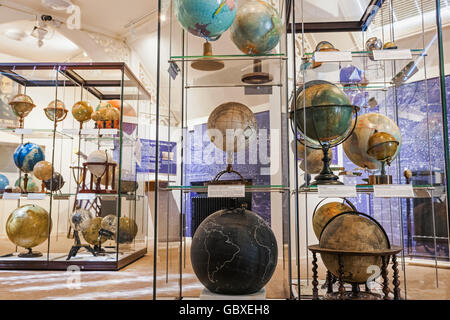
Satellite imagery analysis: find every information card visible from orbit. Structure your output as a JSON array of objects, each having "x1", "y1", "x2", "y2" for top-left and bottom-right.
[
  {"x1": 317, "y1": 185, "x2": 357, "y2": 198},
  {"x1": 76, "y1": 193, "x2": 96, "y2": 200},
  {"x1": 372, "y1": 49, "x2": 412, "y2": 61},
  {"x1": 314, "y1": 51, "x2": 352, "y2": 63},
  {"x1": 14, "y1": 128, "x2": 32, "y2": 135},
  {"x1": 2, "y1": 193, "x2": 21, "y2": 200},
  {"x1": 373, "y1": 184, "x2": 415, "y2": 198},
  {"x1": 208, "y1": 185, "x2": 245, "y2": 198},
  {"x1": 27, "y1": 193, "x2": 46, "y2": 200}
]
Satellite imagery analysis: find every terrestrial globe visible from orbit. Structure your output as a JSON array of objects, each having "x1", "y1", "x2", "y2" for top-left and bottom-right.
[
  {"x1": 33, "y1": 160, "x2": 53, "y2": 181},
  {"x1": 312, "y1": 200, "x2": 355, "y2": 239},
  {"x1": 15, "y1": 176, "x2": 40, "y2": 193},
  {"x1": 8, "y1": 94, "x2": 35, "y2": 127},
  {"x1": 291, "y1": 80, "x2": 357, "y2": 185},
  {"x1": 191, "y1": 207, "x2": 277, "y2": 294},
  {"x1": 44, "y1": 99, "x2": 68, "y2": 124},
  {"x1": 72, "y1": 101, "x2": 93, "y2": 126},
  {"x1": 299, "y1": 148, "x2": 333, "y2": 174},
  {"x1": 319, "y1": 212, "x2": 390, "y2": 284},
  {"x1": 13, "y1": 142, "x2": 45, "y2": 173},
  {"x1": 70, "y1": 208, "x2": 95, "y2": 232},
  {"x1": 207, "y1": 102, "x2": 257, "y2": 154},
  {"x1": 81, "y1": 217, "x2": 108, "y2": 245},
  {"x1": 44, "y1": 172, "x2": 65, "y2": 191},
  {"x1": 0, "y1": 174, "x2": 9, "y2": 191},
  {"x1": 117, "y1": 217, "x2": 138, "y2": 244},
  {"x1": 230, "y1": 0, "x2": 281, "y2": 55},
  {"x1": 6, "y1": 204, "x2": 52, "y2": 256},
  {"x1": 367, "y1": 132, "x2": 399, "y2": 163},
  {"x1": 343, "y1": 113, "x2": 401, "y2": 170}
]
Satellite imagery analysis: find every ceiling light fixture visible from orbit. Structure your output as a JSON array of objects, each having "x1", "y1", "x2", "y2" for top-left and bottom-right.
[
  {"x1": 41, "y1": 0, "x2": 73, "y2": 11},
  {"x1": 30, "y1": 15, "x2": 56, "y2": 48}
]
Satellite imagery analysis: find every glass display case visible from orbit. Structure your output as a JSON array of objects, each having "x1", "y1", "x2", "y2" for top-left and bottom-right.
[
  {"x1": 154, "y1": 0, "x2": 293, "y2": 299},
  {"x1": 290, "y1": 0, "x2": 450, "y2": 300},
  {"x1": 0, "y1": 63, "x2": 150, "y2": 270}
]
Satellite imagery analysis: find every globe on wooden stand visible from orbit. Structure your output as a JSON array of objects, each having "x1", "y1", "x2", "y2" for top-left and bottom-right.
[
  {"x1": 191, "y1": 42, "x2": 225, "y2": 72},
  {"x1": 367, "y1": 132, "x2": 400, "y2": 185},
  {"x1": 8, "y1": 94, "x2": 35, "y2": 128},
  {"x1": 291, "y1": 80, "x2": 358, "y2": 185}
]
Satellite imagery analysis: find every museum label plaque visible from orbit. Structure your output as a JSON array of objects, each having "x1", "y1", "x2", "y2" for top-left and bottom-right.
[{"x1": 208, "y1": 185, "x2": 245, "y2": 198}]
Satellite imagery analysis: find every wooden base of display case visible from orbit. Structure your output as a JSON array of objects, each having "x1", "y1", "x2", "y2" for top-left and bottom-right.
[{"x1": 0, "y1": 248, "x2": 146, "y2": 271}]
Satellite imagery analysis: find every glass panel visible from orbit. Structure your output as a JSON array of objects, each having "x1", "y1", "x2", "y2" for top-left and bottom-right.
[{"x1": 296, "y1": 0, "x2": 372, "y2": 23}]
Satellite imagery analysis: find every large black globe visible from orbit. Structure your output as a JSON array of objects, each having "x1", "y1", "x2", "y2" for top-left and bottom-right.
[{"x1": 191, "y1": 207, "x2": 278, "y2": 295}]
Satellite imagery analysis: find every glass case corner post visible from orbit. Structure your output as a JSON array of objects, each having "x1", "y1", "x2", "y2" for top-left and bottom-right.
[
  {"x1": 153, "y1": 0, "x2": 163, "y2": 300},
  {"x1": 289, "y1": 0, "x2": 302, "y2": 300}
]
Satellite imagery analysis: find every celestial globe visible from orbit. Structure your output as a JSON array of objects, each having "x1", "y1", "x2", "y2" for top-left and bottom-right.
[
  {"x1": 8, "y1": 94, "x2": 35, "y2": 126},
  {"x1": 44, "y1": 99, "x2": 68, "y2": 123},
  {"x1": 343, "y1": 113, "x2": 401, "y2": 170},
  {"x1": 70, "y1": 208, "x2": 95, "y2": 232},
  {"x1": 15, "y1": 176, "x2": 40, "y2": 192},
  {"x1": 13, "y1": 142, "x2": 45, "y2": 173},
  {"x1": 72, "y1": 101, "x2": 93, "y2": 124},
  {"x1": 44, "y1": 172, "x2": 65, "y2": 191},
  {"x1": 207, "y1": 102, "x2": 257, "y2": 153},
  {"x1": 81, "y1": 217, "x2": 108, "y2": 245},
  {"x1": 33, "y1": 160, "x2": 53, "y2": 181},
  {"x1": 320, "y1": 212, "x2": 390, "y2": 284},
  {"x1": 6, "y1": 204, "x2": 52, "y2": 252},
  {"x1": 191, "y1": 207, "x2": 277, "y2": 295},
  {"x1": 0, "y1": 174, "x2": 9, "y2": 191},
  {"x1": 174, "y1": 0, "x2": 237, "y2": 41},
  {"x1": 230, "y1": 0, "x2": 282, "y2": 55},
  {"x1": 312, "y1": 201, "x2": 354, "y2": 239},
  {"x1": 87, "y1": 150, "x2": 113, "y2": 178},
  {"x1": 365, "y1": 37, "x2": 383, "y2": 51}
]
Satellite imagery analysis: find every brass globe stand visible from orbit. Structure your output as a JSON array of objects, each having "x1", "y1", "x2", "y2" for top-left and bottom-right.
[
  {"x1": 367, "y1": 135, "x2": 400, "y2": 185},
  {"x1": 18, "y1": 248, "x2": 42, "y2": 258}
]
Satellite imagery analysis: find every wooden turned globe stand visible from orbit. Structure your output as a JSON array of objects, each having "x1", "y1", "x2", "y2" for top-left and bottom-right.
[
  {"x1": 79, "y1": 162, "x2": 117, "y2": 194},
  {"x1": 308, "y1": 245, "x2": 402, "y2": 300}
]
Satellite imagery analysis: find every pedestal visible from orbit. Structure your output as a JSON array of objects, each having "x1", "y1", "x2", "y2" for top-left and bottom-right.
[{"x1": 200, "y1": 288, "x2": 266, "y2": 300}]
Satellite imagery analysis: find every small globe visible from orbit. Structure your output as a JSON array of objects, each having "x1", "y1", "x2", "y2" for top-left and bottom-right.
[
  {"x1": 299, "y1": 148, "x2": 333, "y2": 174},
  {"x1": 320, "y1": 212, "x2": 390, "y2": 284},
  {"x1": 72, "y1": 101, "x2": 93, "y2": 124},
  {"x1": 70, "y1": 208, "x2": 95, "y2": 232},
  {"x1": 191, "y1": 207, "x2": 277, "y2": 295},
  {"x1": 230, "y1": 0, "x2": 282, "y2": 54},
  {"x1": 87, "y1": 150, "x2": 113, "y2": 177},
  {"x1": 33, "y1": 161, "x2": 53, "y2": 181},
  {"x1": 81, "y1": 217, "x2": 108, "y2": 245},
  {"x1": 207, "y1": 102, "x2": 257, "y2": 153},
  {"x1": 383, "y1": 41, "x2": 398, "y2": 50},
  {"x1": 13, "y1": 142, "x2": 45, "y2": 173},
  {"x1": 312, "y1": 201, "x2": 354, "y2": 239},
  {"x1": 117, "y1": 217, "x2": 138, "y2": 244},
  {"x1": 8, "y1": 94, "x2": 35, "y2": 119},
  {"x1": 175, "y1": 0, "x2": 237, "y2": 41},
  {"x1": 44, "y1": 172, "x2": 65, "y2": 191},
  {"x1": 6, "y1": 204, "x2": 52, "y2": 249},
  {"x1": 365, "y1": 37, "x2": 383, "y2": 51},
  {"x1": 343, "y1": 113, "x2": 401, "y2": 170},
  {"x1": 292, "y1": 80, "x2": 354, "y2": 147},
  {"x1": 44, "y1": 99, "x2": 68, "y2": 123},
  {"x1": 0, "y1": 174, "x2": 9, "y2": 191},
  {"x1": 367, "y1": 132, "x2": 399, "y2": 162},
  {"x1": 14, "y1": 176, "x2": 40, "y2": 193}
]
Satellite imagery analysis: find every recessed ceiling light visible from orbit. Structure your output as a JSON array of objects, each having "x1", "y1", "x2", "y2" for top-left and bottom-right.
[
  {"x1": 4, "y1": 29, "x2": 27, "y2": 41},
  {"x1": 41, "y1": 0, "x2": 73, "y2": 11}
]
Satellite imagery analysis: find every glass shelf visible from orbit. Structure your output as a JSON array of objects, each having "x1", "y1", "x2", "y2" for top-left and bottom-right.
[
  {"x1": 0, "y1": 128, "x2": 73, "y2": 140},
  {"x1": 298, "y1": 185, "x2": 436, "y2": 197},
  {"x1": 169, "y1": 53, "x2": 286, "y2": 62},
  {"x1": 163, "y1": 185, "x2": 289, "y2": 193},
  {"x1": 0, "y1": 192, "x2": 143, "y2": 200},
  {"x1": 303, "y1": 49, "x2": 425, "y2": 57}
]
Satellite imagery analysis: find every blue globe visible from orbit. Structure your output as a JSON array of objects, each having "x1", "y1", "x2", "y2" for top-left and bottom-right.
[
  {"x1": 175, "y1": 0, "x2": 237, "y2": 41},
  {"x1": 13, "y1": 142, "x2": 45, "y2": 173},
  {"x1": 0, "y1": 174, "x2": 9, "y2": 191}
]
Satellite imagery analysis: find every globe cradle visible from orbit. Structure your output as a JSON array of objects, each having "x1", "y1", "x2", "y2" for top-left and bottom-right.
[{"x1": 191, "y1": 208, "x2": 278, "y2": 295}]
